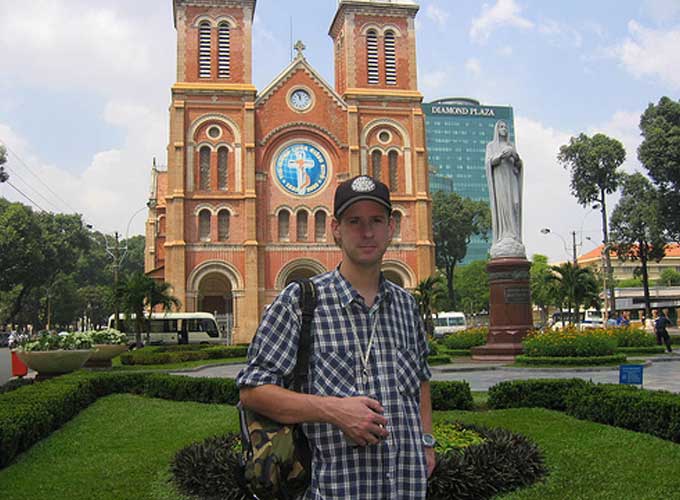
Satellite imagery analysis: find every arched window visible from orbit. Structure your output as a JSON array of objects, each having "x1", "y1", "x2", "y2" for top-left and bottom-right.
[
  {"x1": 218, "y1": 23, "x2": 230, "y2": 78},
  {"x1": 199, "y1": 146, "x2": 211, "y2": 190},
  {"x1": 366, "y1": 29, "x2": 379, "y2": 85},
  {"x1": 218, "y1": 210, "x2": 230, "y2": 241},
  {"x1": 199, "y1": 209, "x2": 211, "y2": 241},
  {"x1": 371, "y1": 150, "x2": 382, "y2": 180},
  {"x1": 198, "y1": 21, "x2": 212, "y2": 79},
  {"x1": 388, "y1": 150, "x2": 398, "y2": 191},
  {"x1": 314, "y1": 211, "x2": 327, "y2": 241},
  {"x1": 384, "y1": 30, "x2": 396, "y2": 85},
  {"x1": 278, "y1": 210, "x2": 290, "y2": 241},
  {"x1": 217, "y1": 146, "x2": 228, "y2": 190},
  {"x1": 393, "y1": 211, "x2": 402, "y2": 239},
  {"x1": 297, "y1": 211, "x2": 308, "y2": 241}
]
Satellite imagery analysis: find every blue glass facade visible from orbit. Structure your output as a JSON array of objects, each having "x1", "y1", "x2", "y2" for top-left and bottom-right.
[{"x1": 423, "y1": 98, "x2": 515, "y2": 264}]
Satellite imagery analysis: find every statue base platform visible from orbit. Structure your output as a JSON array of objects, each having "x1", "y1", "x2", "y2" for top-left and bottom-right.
[{"x1": 471, "y1": 257, "x2": 533, "y2": 361}]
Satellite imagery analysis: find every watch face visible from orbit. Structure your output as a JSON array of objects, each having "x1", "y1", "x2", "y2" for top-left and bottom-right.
[
  {"x1": 290, "y1": 89, "x2": 312, "y2": 110},
  {"x1": 422, "y1": 433, "x2": 436, "y2": 447}
]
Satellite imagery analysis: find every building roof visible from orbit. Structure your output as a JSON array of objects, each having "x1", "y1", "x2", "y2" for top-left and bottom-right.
[{"x1": 578, "y1": 243, "x2": 680, "y2": 264}]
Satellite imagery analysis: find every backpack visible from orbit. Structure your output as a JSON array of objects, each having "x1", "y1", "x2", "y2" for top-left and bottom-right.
[{"x1": 238, "y1": 278, "x2": 317, "y2": 500}]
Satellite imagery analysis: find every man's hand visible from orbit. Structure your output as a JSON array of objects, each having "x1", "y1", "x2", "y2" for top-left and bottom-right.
[
  {"x1": 425, "y1": 447, "x2": 436, "y2": 477},
  {"x1": 328, "y1": 396, "x2": 389, "y2": 446}
]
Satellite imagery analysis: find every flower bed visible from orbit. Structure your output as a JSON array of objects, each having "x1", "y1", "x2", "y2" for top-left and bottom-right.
[
  {"x1": 439, "y1": 328, "x2": 488, "y2": 350},
  {"x1": 522, "y1": 327, "x2": 616, "y2": 357},
  {"x1": 515, "y1": 354, "x2": 627, "y2": 366}
]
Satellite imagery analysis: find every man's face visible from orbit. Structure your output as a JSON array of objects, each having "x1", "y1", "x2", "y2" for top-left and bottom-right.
[{"x1": 331, "y1": 200, "x2": 394, "y2": 268}]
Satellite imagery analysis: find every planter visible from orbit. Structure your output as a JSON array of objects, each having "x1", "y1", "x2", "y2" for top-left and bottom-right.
[
  {"x1": 84, "y1": 344, "x2": 129, "y2": 369},
  {"x1": 16, "y1": 349, "x2": 93, "y2": 380}
]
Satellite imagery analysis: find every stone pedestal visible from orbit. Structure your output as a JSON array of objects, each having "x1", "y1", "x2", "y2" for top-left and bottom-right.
[{"x1": 471, "y1": 258, "x2": 533, "y2": 361}]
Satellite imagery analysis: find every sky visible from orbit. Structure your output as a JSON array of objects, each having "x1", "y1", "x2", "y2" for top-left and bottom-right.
[{"x1": 1, "y1": 0, "x2": 679, "y2": 263}]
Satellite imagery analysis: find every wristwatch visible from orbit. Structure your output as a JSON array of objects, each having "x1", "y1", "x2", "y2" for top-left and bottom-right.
[{"x1": 422, "y1": 433, "x2": 436, "y2": 448}]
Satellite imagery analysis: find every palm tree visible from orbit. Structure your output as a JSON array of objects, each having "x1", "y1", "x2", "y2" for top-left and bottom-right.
[
  {"x1": 120, "y1": 273, "x2": 180, "y2": 348},
  {"x1": 413, "y1": 275, "x2": 446, "y2": 338},
  {"x1": 550, "y1": 263, "x2": 601, "y2": 325}
]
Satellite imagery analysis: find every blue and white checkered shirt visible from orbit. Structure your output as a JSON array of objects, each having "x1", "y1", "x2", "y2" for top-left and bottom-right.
[{"x1": 237, "y1": 268, "x2": 432, "y2": 499}]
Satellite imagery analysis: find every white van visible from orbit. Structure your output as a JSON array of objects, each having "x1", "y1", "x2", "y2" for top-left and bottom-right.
[
  {"x1": 108, "y1": 312, "x2": 222, "y2": 345},
  {"x1": 432, "y1": 312, "x2": 467, "y2": 339},
  {"x1": 550, "y1": 309, "x2": 604, "y2": 330}
]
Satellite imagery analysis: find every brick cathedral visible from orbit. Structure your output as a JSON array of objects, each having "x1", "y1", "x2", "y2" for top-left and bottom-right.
[{"x1": 145, "y1": 0, "x2": 434, "y2": 343}]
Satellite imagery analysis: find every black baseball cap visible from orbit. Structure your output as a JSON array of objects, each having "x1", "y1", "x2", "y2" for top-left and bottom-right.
[{"x1": 334, "y1": 175, "x2": 391, "y2": 218}]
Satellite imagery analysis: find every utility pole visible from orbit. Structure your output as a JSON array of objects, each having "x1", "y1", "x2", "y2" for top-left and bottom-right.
[
  {"x1": 571, "y1": 231, "x2": 578, "y2": 266},
  {"x1": 112, "y1": 231, "x2": 121, "y2": 331}
]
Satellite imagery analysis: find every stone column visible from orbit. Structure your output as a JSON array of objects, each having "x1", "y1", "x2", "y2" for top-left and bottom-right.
[{"x1": 471, "y1": 258, "x2": 532, "y2": 360}]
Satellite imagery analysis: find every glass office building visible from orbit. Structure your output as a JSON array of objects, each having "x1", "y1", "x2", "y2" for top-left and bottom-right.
[{"x1": 423, "y1": 98, "x2": 515, "y2": 264}]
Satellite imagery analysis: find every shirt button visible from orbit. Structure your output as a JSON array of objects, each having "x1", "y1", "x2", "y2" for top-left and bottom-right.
[{"x1": 398, "y1": 385, "x2": 405, "y2": 392}]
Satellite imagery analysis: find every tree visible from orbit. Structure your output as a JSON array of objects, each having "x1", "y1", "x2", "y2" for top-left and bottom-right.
[
  {"x1": 530, "y1": 254, "x2": 557, "y2": 326},
  {"x1": 412, "y1": 275, "x2": 446, "y2": 338},
  {"x1": 432, "y1": 191, "x2": 491, "y2": 308},
  {"x1": 638, "y1": 96, "x2": 680, "y2": 240},
  {"x1": 550, "y1": 262, "x2": 600, "y2": 325},
  {"x1": 659, "y1": 269, "x2": 680, "y2": 286},
  {"x1": 119, "y1": 235, "x2": 146, "y2": 278},
  {"x1": 558, "y1": 133, "x2": 626, "y2": 314},
  {"x1": 610, "y1": 173, "x2": 667, "y2": 319},
  {"x1": 454, "y1": 260, "x2": 489, "y2": 316},
  {"x1": 120, "y1": 273, "x2": 179, "y2": 348}
]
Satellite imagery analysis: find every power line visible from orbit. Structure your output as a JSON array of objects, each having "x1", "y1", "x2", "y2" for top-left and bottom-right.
[
  {"x1": 2, "y1": 163, "x2": 63, "y2": 212},
  {"x1": 5, "y1": 180, "x2": 47, "y2": 212},
  {"x1": 0, "y1": 140, "x2": 80, "y2": 214}
]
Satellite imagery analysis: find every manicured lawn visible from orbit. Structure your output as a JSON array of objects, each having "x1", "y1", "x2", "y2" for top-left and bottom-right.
[
  {"x1": 3, "y1": 396, "x2": 680, "y2": 500},
  {"x1": 0, "y1": 394, "x2": 237, "y2": 500},
  {"x1": 440, "y1": 408, "x2": 680, "y2": 500}
]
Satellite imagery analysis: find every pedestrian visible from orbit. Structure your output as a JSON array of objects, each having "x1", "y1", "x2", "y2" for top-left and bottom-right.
[
  {"x1": 654, "y1": 309, "x2": 673, "y2": 353},
  {"x1": 642, "y1": 313, "x2": 655, "y2": 334},
  {"x1": 237, "y1": 175, "x2": 435, "y2": 499}
]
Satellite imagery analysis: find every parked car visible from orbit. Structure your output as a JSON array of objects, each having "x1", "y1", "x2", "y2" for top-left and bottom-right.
[{"x1": 432, "y1": 312, "x2": 467, "y2": 339}]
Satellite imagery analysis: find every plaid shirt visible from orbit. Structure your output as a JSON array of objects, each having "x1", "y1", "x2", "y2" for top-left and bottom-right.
[{"x1": 237, "y1": 269, "x2": 432, "y2": 499}]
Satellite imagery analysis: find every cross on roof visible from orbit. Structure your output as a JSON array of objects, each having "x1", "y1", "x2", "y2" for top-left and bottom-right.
[{"x1": 294, "y1": 40, "x2": 306, "y2": 59}]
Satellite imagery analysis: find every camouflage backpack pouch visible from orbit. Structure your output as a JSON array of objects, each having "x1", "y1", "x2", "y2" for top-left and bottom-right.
[{"x1": 238, "y1": 279, "x2": 316, "y2": 500}]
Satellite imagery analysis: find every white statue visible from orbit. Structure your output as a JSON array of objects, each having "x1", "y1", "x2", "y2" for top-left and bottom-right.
[{"x1": 486, "y1": 120, "x2": 526, "y2": 259}]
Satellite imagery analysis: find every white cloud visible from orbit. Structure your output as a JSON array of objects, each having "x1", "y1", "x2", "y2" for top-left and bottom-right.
[
  {"x1": 470, "y1": 0, "x2": 534, "y2": 44},
  {"x1": 537, "y1": 19, "x2": 583, "y2": 48},
  {"x1": 613, "y1": 21, "x2": 680, "y2": 90},
  {"x1": 419, "y1": 69, "x2": 451, "y2": 97},
  {"x1": 425, "y1": 4, "x2": 450, "y2": 28},
  {"x1": 587, "y1": 110, "x2": 643, "y2": 173},
  {"x1": 465, "y1": 58, "x2": 482, "y2": 77},
  {"x1": 643, "y1": 0, "x2": 680, "y2": 24}
]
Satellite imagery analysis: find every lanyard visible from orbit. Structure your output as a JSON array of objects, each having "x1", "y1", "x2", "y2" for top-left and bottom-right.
[{"x1": 346, "y1": 303, "x2": 380, "y2": 388}]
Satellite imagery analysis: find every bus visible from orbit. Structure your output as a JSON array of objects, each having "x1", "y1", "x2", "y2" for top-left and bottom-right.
[
  {"x1": 432, "y1": 312, "x2": 467, "y2": 339},
  {"x1": 107, "y1": 312, "x2": 222, "y2": 346},
  {"x1": 550, "y1": 309, "x2": 604, "y2": 330}
]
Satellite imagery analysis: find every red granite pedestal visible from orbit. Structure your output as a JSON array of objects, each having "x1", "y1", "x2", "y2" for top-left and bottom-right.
[{"x1": 471, "y1": 257, "x2": 533, "y2": 361}]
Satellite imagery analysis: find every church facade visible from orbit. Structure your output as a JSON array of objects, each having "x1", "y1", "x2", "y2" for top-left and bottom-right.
[{"x1": 145, "y1": 0, "x2": 434, "y2": 343}]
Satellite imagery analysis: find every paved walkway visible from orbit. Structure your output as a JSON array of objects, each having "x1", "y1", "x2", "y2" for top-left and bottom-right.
[{"x1": 171, "y1": 353, "x2": 680, "y2": 393}]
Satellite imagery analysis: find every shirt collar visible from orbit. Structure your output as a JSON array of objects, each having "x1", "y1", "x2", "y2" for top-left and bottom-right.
[{"x1": 332, "y1": 265, "x2": 393, "y2": 309}]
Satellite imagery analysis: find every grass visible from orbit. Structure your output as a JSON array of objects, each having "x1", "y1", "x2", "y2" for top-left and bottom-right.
[
  {"x1": 440, "y1": 408, "x2": 680, "y2": 500},
  {"x1": 3, "y1": 394, "x2": 680, "y2": 500},
  {"x1": 0, "y1": 394, "x2": 237, "y2": 500}
]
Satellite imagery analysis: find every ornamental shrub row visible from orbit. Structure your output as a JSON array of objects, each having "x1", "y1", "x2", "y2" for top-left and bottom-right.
[
  {"x1": 0, "y1": 373, "x2": 472, "y2": 469},
  {"x1": 439, "y1": 328, "x2": 488, "y2": 350},
  {"x1": 522, "y1": 328, "x2": 617, "y2": 357},
  {"x1": 120, "y1": 344, "x2": 249, "y2": 365},
  {"x1": 514, "y1": 354, "x2": 627, "y2": 366},
  {"x1": 488, "y1": 378, "x2": 680, "y2": 443}
]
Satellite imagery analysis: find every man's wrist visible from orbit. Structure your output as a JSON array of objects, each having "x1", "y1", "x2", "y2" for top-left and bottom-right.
[{"x1": 422, "y1": 432, "x2": 436, "y2": 448}]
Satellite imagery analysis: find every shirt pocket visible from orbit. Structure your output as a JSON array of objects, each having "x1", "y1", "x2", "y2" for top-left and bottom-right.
[
  {"x1": 311, "y1": 349, "x2": 357, "y2": 397},
  {"x1": 395, "y1": 347, "x2": 421, "y2": 397}
]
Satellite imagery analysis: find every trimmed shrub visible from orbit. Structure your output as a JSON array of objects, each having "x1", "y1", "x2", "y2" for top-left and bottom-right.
[
  {"x1": 427, "y1": 423, "x2": 548, "y2": 500},
  {"x1": 120, "y1": 344, "x2": 248, "y2": 365},
  {"x1": 428, "y1": 355, "x2": 451, "y2": 365},
  {"x1": 606, "y1": 327, "x2": 657, "y2": 348},
  {"x1": 440, "y1": 328, "x2": 487, "y2": 350},
  {"x1": 565, "y1": 383, "x2": 680, "y2": 443},
  {"x1": 522, "y1": 328, "x2": 617, "y2": 357},
  {"x1": 514, "y1": 354, "x2": 627, "y2": 366},
  {"x1": 488, "y1": 379, "x2": 588, "y2": 412},
  {"x1": 617, "y1": 346, "x2": 665, "y2": 355},
  {"x1": 431, "y1": 381, "x2": 474, "y2": 411},
  {"x1": 0, "y1": 377, "x2": 34, "y2": 394}
]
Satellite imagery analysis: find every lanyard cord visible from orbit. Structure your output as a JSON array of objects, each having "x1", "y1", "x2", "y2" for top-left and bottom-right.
[{"x1": 346, "y1": 303, "x2": 380, "y2": 387}]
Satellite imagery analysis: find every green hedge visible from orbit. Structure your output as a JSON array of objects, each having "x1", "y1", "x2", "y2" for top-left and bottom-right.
[
  {"x1": 0, "y1": 373, "x2": 471, "y2": 469},
  {"x1": 514, "y1": 354, "x2": 627, "y2": 366},
  {"x1": 427, "y1": 354, "x2": 451, "y2": 365},
  {"x1": 120, "y1": 344, "x2": 248, "y2": 365},
  {"x1": 488, "y1": 379, "x2": 588, "y2": 412},
  {"x1": 488, "y1": 378, "x2": 680, "y2": 444},
  {"x1": 522, "y1": 328, "x2": 617, "y2": 357},
  {"x1": 440, "y1": 328, "x2": 488, "y2": 350},
  {"x1": 617, "y1": 346, "x2": 665, "y2": 355},
  {"x1": 609, "y1": 327, "x2": 657, "y2": 347}
]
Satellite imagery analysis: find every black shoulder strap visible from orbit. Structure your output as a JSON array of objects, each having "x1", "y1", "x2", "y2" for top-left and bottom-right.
[{"x1": 292, "y1": 278, "x2": 317, "y2": 392}]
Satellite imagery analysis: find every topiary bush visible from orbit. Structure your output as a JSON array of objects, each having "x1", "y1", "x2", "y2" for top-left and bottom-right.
[
  {"x1": 522, "y1": 327, "x2": 617, "y2": 357},
  {"x1": 427, "y1": 354, "x2": 451, "y2": 365},
  {"x1": 488, "y1": 379, "x2": 588, "y2": 412},
  {"x1": 431, "y1": 381, "x2": 474, "y2": 411},
  {"x1": 120, "y1": 344, "x2": 248, "y2": 365},
  {"x1": 440, "y1": 328, "x2": 488, "y2": 350},
  {"x1": 427, "y1": 422, "x2": 548, "y2": 500}
]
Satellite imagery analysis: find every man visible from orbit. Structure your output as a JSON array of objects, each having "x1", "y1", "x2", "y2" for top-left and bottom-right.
[
  {"x1": 237, "y1": 175, "x2": 435, "y2": 499},
  {"x1": 655, "y1": 309, "x2": 673, "y2": 353}
]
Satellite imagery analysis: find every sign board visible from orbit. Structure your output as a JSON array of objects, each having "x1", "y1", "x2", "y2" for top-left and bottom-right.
[
  {"x1": 619, "y1": 364, "x2": 644, "y2": 386},
  {"x1": 504, "y1": 287, "x2": 530, "y2": 304}
]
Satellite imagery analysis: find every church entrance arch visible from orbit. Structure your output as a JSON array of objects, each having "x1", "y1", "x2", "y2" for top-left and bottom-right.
[
  {"x1": 381, "y1": 260, "x2": 416, "y2": 291},
  {"x1": 276, "y1": 258, "x2": 327, "y2": 290},
  {"x1": 187, "y1": 261, "x2": 243, "y2": 342}
]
